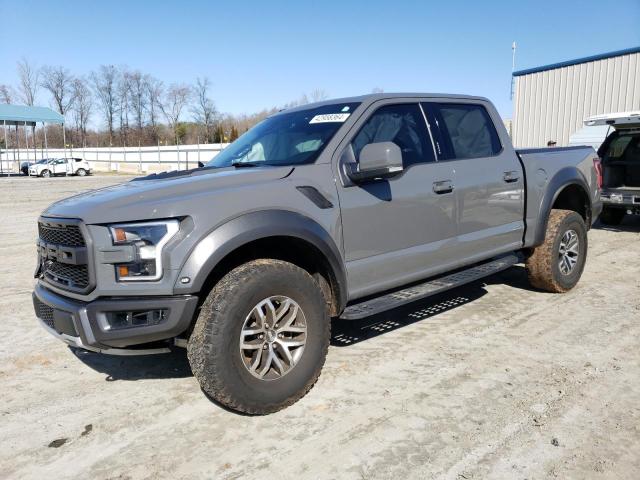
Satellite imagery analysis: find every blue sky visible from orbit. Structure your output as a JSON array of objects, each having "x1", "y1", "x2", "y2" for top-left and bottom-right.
[{"x1": 1, "y1": 0, "x2": 638, "y2": 120}]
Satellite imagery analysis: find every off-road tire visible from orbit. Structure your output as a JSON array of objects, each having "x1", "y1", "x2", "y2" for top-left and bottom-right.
[
  {"x1": 76, "y1": 168, "x2": 87, "y2": 177},
  {"x1": 40, "y1": 169, "x2": 51, "y2": 178},
  {"x1": 526, "y1": 209, "x2": 587, "y2": 293},
  {"x1": 188, "y1": 259, "x2": 330, "y2": 414},
  {"x1": 599, "y1": 207, "x2": 625, "y2": 226}
]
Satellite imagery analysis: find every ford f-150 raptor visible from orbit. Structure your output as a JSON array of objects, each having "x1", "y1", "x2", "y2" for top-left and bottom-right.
[{"x1": 33, "y1": 93, "x2": 602, "y2": 414}]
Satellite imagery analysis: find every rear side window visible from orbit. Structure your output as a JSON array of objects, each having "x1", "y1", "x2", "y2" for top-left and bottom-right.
[
  {"x1": 425, "y1": 103, "x2": 502, "y2": 159},
  {"x1": 351, "y1": 103, "x2": 435, "y2": 168}
]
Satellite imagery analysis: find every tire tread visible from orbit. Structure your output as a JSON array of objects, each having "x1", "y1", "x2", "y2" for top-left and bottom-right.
[{"x1": 188, "y1": 259, "x2": 330, "y2": 415}]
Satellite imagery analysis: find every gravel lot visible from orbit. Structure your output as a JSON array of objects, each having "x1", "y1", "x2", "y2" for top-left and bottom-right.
[{"x1": 1, "y1": 175, "x2": 639, "y2": 480}]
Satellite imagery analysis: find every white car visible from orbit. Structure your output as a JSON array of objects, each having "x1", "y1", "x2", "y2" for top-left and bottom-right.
[{"x1": 29, "y1": 158, "x2": 92, "y2": 177}]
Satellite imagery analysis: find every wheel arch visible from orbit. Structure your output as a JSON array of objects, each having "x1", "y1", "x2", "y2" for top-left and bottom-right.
[
  {"x1": 175, "y1": 210, "x2": 347, "y2": 316},
  {"x1": 533, "y1": 167, "x2": 592, "y2": 246}
]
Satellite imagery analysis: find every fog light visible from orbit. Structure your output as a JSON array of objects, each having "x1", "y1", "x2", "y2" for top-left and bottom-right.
[{"x1": 105, "y1": 309, "x2": 167, "y2": 330}]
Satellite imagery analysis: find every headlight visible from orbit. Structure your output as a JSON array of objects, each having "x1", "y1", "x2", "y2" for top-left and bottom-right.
[{"x1": 109, "y1": 220, "x2": 179, "y2": 281}]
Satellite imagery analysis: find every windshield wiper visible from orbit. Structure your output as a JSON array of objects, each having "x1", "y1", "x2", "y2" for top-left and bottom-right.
[{"x1": 231, "y1": 161, "x2": 265, "y2": 168}]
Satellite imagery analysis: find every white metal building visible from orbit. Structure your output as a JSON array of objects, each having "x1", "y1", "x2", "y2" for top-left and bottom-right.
[{"x1": 512, "y1": 46, "x2": 640, "y2": 148}]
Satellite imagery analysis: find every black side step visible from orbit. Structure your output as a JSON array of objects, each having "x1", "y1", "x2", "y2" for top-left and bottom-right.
[{"x1": 340, "y1": 253, "x2": 519, "y2": 320}]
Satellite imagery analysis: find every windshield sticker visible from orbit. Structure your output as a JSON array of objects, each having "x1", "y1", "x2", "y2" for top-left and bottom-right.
[{"x1": 309, "y1": 113, "x2": 351, "y2": 124}]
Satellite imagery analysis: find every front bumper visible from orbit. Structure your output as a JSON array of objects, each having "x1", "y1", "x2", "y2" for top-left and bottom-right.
[{"x1": 33, "y1": 282, "x2": 198, "y2": 354}]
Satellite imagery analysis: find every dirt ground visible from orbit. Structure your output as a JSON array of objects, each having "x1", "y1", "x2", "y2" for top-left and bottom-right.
[{"x1": 1, "y1": 175, "x2": 639, "y2": 480}]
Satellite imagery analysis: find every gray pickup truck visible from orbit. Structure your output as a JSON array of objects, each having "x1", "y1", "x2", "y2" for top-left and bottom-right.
[{"x1": 33, "y1": 93, "x2": 602, "y2": 414}]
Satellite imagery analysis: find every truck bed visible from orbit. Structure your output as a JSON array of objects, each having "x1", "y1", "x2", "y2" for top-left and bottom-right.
[{"x1": 516, "y1": 145, "x2": 599, "y2": 247}]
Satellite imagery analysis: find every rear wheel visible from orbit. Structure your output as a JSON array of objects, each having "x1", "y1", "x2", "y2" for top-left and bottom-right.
[
  {"x1": 599, "y1": 207, "x2": 625, "y2": 226},
  {"x1": 76, "y1": 168, "x2": 87, "y2": 177},
  {"x1": 188, "y1": 259, "x2": 330, "y2": 414},
  {"x1": 40, "y1": 169, "x2": 51, "y2": 178},
  {"x1": 526, "y1": 209, "x2": 587, "y2": 293}
]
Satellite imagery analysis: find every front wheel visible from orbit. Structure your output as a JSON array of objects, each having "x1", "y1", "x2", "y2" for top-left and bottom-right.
[
  {"x1": 188, "y1": 259, "x2": 330, "y2": 414},
  {"x1": 40, "y1": 169, "x2": 51, "y2": 178},
  {"x1": 526, "y1": 209, "x2": 588, "y2": 293}
]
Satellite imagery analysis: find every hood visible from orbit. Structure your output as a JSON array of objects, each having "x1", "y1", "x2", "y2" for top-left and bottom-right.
[{"x1": 43, "y1": 166, "x2": 293, "y2": 224}]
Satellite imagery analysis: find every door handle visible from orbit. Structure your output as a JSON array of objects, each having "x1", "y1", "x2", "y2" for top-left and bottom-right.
[
  {"x1": 503, "y1": 171, "x2": 520, "y2": 183},
  {"x1": 433, "y1": 180, "x2": 454, "y2": 194}
]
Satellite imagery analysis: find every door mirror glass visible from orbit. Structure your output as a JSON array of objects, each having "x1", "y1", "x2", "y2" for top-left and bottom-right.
[{"x1": 347, "y1": 141, "x2": 403, "y2": 182}]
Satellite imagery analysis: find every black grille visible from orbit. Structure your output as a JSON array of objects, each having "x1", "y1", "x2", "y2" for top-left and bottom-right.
[
  {"x1": 38, "y1": 222, "x2": 85, "y2": 247},
  {"x1": 43, "y1": 262, "x2": 90, "y2": 289},
  {"x1": 35, "y1": 298, "x2": 55, "y2": 329},
  {"x1": 38, "y1": 219, "x2": 92, "y2": 292}
]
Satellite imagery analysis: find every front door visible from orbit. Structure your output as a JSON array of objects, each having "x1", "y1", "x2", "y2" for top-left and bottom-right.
[
  {"x1": 52, "y1": 159, "x2": 68, "y2": 175},
  {"x1": 335, "y1": 102, "x2": 457, "y2": 300}
]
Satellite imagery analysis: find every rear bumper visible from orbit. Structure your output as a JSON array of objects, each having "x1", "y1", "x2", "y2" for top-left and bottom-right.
[
  {"x1": 601, "y1": 189, "x2": 640, "y2": 209},
  {"x1": 33, "y1": 282, "x2": 198, "y2": 354},
  {"x1": 601, "y1": 189, "x2": 640, "y2": 214}
]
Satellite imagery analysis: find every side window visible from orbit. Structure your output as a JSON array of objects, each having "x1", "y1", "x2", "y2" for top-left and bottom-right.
[
  {"x1": 351, "y1": 103, "x2": 435, "y2": 168},
  {"x1": 428, "y1": 103, "x2": 502, "y2": 159}
]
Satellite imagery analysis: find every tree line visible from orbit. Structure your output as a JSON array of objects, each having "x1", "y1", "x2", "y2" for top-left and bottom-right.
[{"x1": 0, "y1": 58, "x2": 332, "y2": 149}]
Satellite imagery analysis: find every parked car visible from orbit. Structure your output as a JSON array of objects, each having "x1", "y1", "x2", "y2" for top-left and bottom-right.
[
  {"x1": 33, "y1": 93, "x2": 602, "y2": 414},
  {"x1": 21, "y1": 158, "x2": 54, "y2": 175},
  {"x1": 584, "y1": 111, "x2": 640, "y2": 225},
  {"x1": 29, "y1": 157, "x2": 92, "y2": 177}
]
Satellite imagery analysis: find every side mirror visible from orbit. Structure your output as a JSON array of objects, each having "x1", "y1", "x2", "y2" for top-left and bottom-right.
[
  {"x1": 346, "y1": 141, "x2": 403, "y2": 183},
  {"x1": 197, "y1": 161, "x2": 205, "y2": 168}
]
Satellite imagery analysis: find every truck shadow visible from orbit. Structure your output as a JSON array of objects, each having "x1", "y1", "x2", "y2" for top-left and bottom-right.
[
  {"x1": 592, "y1": 216, "x2": 640, "y2": 232},
  {"x1": 331, "y1": 264, "x2": 532, "y2": 347},
  {"x1": 73, "y1": 265, "x2": 534, "y2": 379},
  {"x1": 71, "y1": 346, "x2": 193, "y2": 381}
]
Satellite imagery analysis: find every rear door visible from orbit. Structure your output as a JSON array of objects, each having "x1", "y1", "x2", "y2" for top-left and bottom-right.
[
  {"x1": 422, "y1": 101, "x2": 525, "y2": 261},
  {"x1": 335, "y1": 100, "x2": 457, "y2": 299}
]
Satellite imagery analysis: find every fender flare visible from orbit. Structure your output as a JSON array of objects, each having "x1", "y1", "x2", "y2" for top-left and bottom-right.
[
  {"x1": 174, "y1": 210, "x2": 347, "y2": 311},
  {"x1": 533, "y1": 166, "x2": 592, "y2": 245}
]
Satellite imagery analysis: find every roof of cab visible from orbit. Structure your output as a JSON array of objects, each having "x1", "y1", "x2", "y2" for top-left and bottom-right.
[{"x1": 277, "y1": 92, "x2": 490, "y2": 114}]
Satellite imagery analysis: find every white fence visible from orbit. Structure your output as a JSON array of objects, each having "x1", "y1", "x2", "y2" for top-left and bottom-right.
[{"x1": 0, "y1": 143, "x2": 228, "y2": 174}]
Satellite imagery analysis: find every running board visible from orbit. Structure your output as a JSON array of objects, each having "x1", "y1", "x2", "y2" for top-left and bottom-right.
[{"x1": 340, "y1": 253, "x2": 519, "y2": 320}]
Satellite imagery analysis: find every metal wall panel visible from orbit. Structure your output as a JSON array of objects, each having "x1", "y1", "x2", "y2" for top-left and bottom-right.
[{"x1": 512, "y1": 51, "x2": 640, "y2": 147}]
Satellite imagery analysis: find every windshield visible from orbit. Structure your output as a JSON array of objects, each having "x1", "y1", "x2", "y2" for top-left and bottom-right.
[{"x1": 206, "y1": 102, "x2": 360, "y2": 168}]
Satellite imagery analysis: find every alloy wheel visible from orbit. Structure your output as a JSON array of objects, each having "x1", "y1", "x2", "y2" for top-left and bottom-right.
[
  {"x1": 239, "y1": 296, "x2": 307, "y2": 380},
  {"x1": 558, "y1": 229, "x2": 579, "y2": 275}
]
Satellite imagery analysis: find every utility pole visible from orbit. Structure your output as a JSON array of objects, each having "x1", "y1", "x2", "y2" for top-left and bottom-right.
[{"x1": 510, "y1": 41, "x2": 517, "y2": 100}]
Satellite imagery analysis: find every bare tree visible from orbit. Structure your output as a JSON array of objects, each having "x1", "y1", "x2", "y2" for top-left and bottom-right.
[
  {"x1": 41, "y1": 66, "x2": 75, "y2": 115},
  {"x1": 128, "y1": 71, "x2": 148, "y2": 132},
  {"x1": 160, "y1": 83, "x2": 190, "y2": 144},
  {"x1": 72, "y1": 78, "x2": 92, "y2": 146},
  {"x1": 117, "y1": 68, "x2": 132, "y2": 144},
  {"x1": 310, "y1": 88, "x2": 329, "y2": 102},
  {"x1": 191, "y1": 77, "x2": 217, "y2": 143},
  {"x1": 145, "y1": 76, "x2": 163, "y2": 139},
  {"x1": 17, "y1": 58, "x2": 39, "y2": 106},
  {"x1": 0, "y1": 85, "x2": 14, "y2": 104},
  {"x1": 90, "y1": 65, "x2": 119, "y2": 145}
]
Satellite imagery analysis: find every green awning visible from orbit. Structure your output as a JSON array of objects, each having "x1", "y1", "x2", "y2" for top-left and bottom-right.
[{"x1": 0, "y1": 104, "x2": 64, "y2": 125}]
